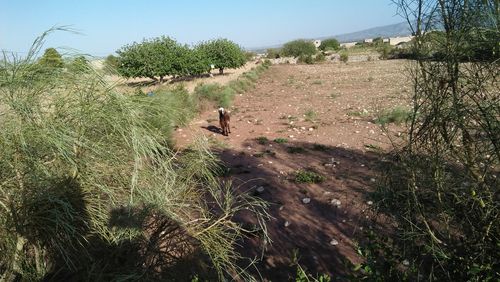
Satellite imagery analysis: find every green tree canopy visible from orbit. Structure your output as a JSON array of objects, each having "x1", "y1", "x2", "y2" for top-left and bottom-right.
[
  {"x1": 281, "y1": 40, "x2": 317, "y2": 57},
  {"x1": 197, "y1": 38, "x2": 246, "y2": 74},
  {"x1": 38, "y1": 48, "x2": 64, "y2": 69},
  {"x1": 319, "y1": 38, "x2": 340, "y2": 51},
  {"x1": 116, "y1": 36, "x2": 180, "y2": 82}
]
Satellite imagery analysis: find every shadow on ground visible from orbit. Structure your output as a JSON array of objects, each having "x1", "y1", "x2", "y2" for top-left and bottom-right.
[{"x1": 215, "y1": 139, "x2": 391, "y2": 281}]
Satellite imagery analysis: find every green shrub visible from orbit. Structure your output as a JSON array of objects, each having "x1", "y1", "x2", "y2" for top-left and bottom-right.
[
  {"x1": 375, "y1": 106, "x2": 412, "y2": 125},
  {"x1": 266, "y1": 48, "x2": 281, "y2": 59},
  {"x1": 193, "y1": 83, "x2": 235, "y2": 108},
  {"x1": 256, "y1": 136, "x2": 269, "y2": 145},
  {"x1": 282, "y1": 40, "x2": 317, "y2": 57},
  {"x1": 340, "y1": 52, "x2": 349, "y2": 63},
  {"x1": 295, "y1": 170, "x2": 326, "y2": 183},
  {"x1": 273, "y1": 138, "x2": 288, "y2": 144},
  {"x1": 298, "y1": 54, "x2": 314, "y2": 64},
  {"x1": 287, "y1": 146, "x2": 306, "y2": 154},
  {"x1": 315, "y1": 53, "x2": 326, "y2": 62},
  {"x1": 319, "y1": 38, "x2": 340, "y2": 51}
]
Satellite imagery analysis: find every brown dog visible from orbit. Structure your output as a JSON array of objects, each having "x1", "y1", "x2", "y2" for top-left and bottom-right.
[{"x1": 218, "y1": 107, "x2": 231, "y2": 136}]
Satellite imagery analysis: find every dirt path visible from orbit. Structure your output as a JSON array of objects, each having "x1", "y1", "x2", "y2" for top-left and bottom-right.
[{"x1": 174, "y1": 60, "x2": 409, "y2": 280}]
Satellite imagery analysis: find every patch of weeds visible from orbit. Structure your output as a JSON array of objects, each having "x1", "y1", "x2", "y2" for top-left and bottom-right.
[
  {"x1": 311, "y1": 80, "x2": 323, "y2": 85},
  {"x1": 368, "y1": 76, "x2": 374, "y2": 82},
  {"x1": 287, "y1": 146, "x2": 306, "y2": 154},
  {"x1": 295, "y1": 169, "x2": 326, "y2": 183},
  {"x1": 288, "y1": 115, "x2": 298, "y2": 122},
  {"x1": 347, "y1": 110, "x2": 369, "y2": 117},
  {"x1": 375, "y1": 106, "x2": 412, "y2": 125},
  {"x1": 274, "y1": 138, "x2": 288, "y2": 144},
  {"x1": 304, "y1": 109, "x2": 317, "y2": 122},
  {"x1": 312, "y1": 143, "x2": 328, "y2": 151},
  {"x1": 256, "y1": 136, "x2": 269, "y2": 145}
]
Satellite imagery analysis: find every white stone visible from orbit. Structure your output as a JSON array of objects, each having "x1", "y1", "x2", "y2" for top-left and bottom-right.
[
  {"x1": 302, "y1": 197, "x2": 311, "y2": 204},
  {"x1": 330, "y1": 239, "x2": 339, "y2": 246}
]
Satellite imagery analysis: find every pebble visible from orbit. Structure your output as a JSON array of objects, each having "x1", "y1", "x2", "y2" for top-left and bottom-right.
[
  {"x1": 284, "y1": 221, "x2": 291, "y2": 227},
  {"x1": 370, "y1": 178, "x2": 376, "y2": 182},
  {"x1": 308, "y1": 128, "x2": 314, "y2": 131},
  {"x1": 330, "y1": 239, "x2": 339, "y2": 246},
  {"x1": 256, "y1": 186, "x2": 265, "y2": 194},
  {"x1": 367, "y1": 201, "x2": 373, "y2": 205},
  {"x1": 302, "y1": 197, "x2": 311, "y2": 204},
  {"x1": 331, "y1": 199, "x2": 341, "y2": 207},
  {"x1": 402, "y1": 259, "x2": 410, "y2": 266}
]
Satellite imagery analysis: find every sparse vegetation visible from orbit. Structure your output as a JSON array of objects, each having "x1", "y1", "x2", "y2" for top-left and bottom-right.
[
  {"x1": 375, "y1": 106, "x2": 411, "y2": 125},
  {"x1": 339, "y1": 51, "x2": 349, "y2": 63},
  {"x1": 273, "y1": 138, "x2": 288, "y2": 144},
  {"x1": 295, "y1": 170, "x2": 326, "y2": 184},
  {"x1": 304, "y1": 109, "x2": 317, "y2": 122},
  {"x1": 256, "y1": 136, "x2": 269, "y2": 145}
]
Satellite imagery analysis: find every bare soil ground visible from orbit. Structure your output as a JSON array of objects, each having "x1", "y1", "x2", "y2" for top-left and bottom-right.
[{"x1": 174, "y1": 60, "x2": 410, "y2": 280}]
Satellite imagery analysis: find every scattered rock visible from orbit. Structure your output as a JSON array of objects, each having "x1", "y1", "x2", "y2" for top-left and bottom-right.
[
  {"x1": 284, "y1": 221, "x2": 291, "y2": 227},
  {"x1": 308, "y1": 128, "x2": 314, "y2": 131},
  {"x1": 402, "y1": 259, "x2": 410, "y2": 266},
  {"x1": 331, "y1": 199, "x2": 341, "y2": 207},
  {"x1": 256, "y1": 186, "x2": 265, "y2": 194},
  {"x1": 370, "y1": 178, "x2": 376, "y2": 182},
  {"x1": 367, "y1": 201, "x2": 373, "y2": 205},
  {"x1": 330, "y1": 239, "x2": 339, "y2": 246},
  {"x1": 302, "y1": 197, "x2": 311, "y2": 204}
]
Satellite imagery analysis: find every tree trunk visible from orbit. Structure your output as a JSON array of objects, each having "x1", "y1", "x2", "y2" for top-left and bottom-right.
[{"x1": 219, "y1": 67, "x2": 224, "y2": 75}]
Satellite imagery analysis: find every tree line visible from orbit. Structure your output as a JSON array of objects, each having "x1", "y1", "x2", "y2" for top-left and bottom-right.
[{"x1": 107, "y1": 37, "x2": 247, "y2": 82}]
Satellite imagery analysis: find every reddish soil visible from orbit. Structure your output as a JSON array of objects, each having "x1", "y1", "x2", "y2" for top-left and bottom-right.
[{"x1": 174, "y1": 60, "x2": 410, "y2": 280}]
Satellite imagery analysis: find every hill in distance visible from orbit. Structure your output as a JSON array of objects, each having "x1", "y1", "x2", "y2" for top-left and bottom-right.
[{"x1": 250, "y1": 21, "x2": 413, "y2": 52}]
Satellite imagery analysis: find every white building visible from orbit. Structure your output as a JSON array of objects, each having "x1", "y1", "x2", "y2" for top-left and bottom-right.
[
  {"x1": 389, "y1": 36, "x2": 414, "y2": 46},
  {"x1": 340, "y1": 42, "x2": 357, "y2": 48},
  {"x1": 364, "y1": 38, "x2": 373, "y2": 43}
]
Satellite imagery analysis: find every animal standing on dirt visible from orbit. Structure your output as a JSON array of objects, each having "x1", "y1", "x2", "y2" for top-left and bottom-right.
[{"x1": 218, "y1": 107, "x2": 231, "y2": 136}]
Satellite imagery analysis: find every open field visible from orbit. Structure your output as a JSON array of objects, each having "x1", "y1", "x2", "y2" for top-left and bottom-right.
[{"x1": 174, "y1": 59, "x2": 411, "y2": 280}]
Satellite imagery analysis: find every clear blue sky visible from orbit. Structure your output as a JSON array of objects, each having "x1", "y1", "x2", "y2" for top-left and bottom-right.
[{"x1": 1, "y1": 0, "x2": 401, "y2": 56}]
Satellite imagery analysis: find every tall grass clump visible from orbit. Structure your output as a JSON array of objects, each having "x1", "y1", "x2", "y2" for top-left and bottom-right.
[
  {"x1": 365, "y1": 1, "x2": 500, "y2": 281},
  {"x1": 0, "y1": 30, "x2": 269, "y2": 281}
]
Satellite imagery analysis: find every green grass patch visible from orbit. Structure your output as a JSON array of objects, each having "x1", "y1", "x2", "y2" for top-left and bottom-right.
[
  {"x1": 304, "y1": 109, "x2": 317, "y2": 122},
  {"x1": 375, "y1": 106, "x2": 412, "y2": 125},
  {"x1": 295, "y1": 170, "x2": 326, "y2": 183}
]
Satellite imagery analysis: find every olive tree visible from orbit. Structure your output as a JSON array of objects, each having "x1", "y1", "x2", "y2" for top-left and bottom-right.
[
  {"x1": 116, "y1": 36, "x2": 180, "y2": 83},
  {"x1": 197, "y1": 39, "x2": 246, "y2": 74},
  {"x1": 281, "y1": 40, "x2": 317, "y2": 57},
  {"x1": 319, "y1": 38, "x2": 340, "y2": 51}
]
